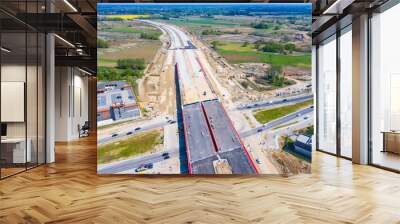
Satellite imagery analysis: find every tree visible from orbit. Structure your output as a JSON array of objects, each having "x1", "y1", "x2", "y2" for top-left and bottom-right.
[
  {"x1": 97, "y1": 38, "x2": 109, "y2": 48},
  {"x1": 284, "y1": 43, "x2": 296, "y2": 53},
  {"x1": 242, "y1": 41, "x2": 249, "y2": 47},
  {"x1": 117, "y1": 59, "x2": 145, "y2": 70},
  {"x1": 210, "y1": 41, "x2": 219, "y2": 49}
]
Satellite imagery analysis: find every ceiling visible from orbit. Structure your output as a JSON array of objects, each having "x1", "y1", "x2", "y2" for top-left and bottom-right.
[{"x1": 0, "y1": 0, "x2": 97, "y2": 73}]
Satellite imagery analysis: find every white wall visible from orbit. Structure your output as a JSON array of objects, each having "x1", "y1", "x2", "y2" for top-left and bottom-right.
[{"x1": 54, "y1": 67, "x2": 89, "y2": 141}]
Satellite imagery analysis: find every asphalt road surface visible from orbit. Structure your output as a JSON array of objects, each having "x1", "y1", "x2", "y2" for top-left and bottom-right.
[
  {"x1": 98, "y1": 119, "x2": 173, "y2": 145},
  {"x1": 240, "y1": 106, "x2": 314, "y2": 138},
  {"x1": 236, "y1": 94, "x2": 313, "y2": 111},
  {"x1": 97, "y1": 148, "x2": 179, "y2": 174}
]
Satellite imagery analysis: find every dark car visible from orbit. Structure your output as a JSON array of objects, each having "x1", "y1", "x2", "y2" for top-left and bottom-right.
[
  {"x1": 257, "y1": 129, "x2": 262, "y2": 133},
  {"x1": 162, "y1": 152, "x2": 169, "y2": 157},
  {"x1": 126, "y1": 131, "x2": 133, "y2": 135},
  {"x1": 135, "y1": 165, "x2": 147, "y2": 172},
  {"x1": 169, "y1": 121, "x2": 176, "y2": 124},
  {"x1": 111, "y1": 133, "x2": 118, "y2": 137},
  {"x1": 134, "y1": 127, "x2": 141, "y2": 131},
  {"x1": 163, "y1": 155, "x2": 170, "y2": 160},
  {"x1": 283, "y1": 99, "x2": 288, "y2": 102},
  {"x1": 144, "y1": 163, "x2": 153, "y2": 169}
]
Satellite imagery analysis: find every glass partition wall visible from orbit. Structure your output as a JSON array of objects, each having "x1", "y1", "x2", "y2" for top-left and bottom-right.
[
  {"x1": 317, "y1": 35, "x2": 337, "y2": 155},
  {"x1": 370, "y1": 3, "x2": 400, "y2": 171},
  {"x1": 0, "y1": 3, "x2": 46, "y2": 179},
  {"x1": 339, "y1": 26, "x2": 352, "y2": 159},
  {"x1": 316, "y1": 25, "x2": 353, "y2": 159}
]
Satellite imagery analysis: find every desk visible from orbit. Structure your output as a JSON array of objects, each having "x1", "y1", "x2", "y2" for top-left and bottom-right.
[
  {"x1": 382, "y1": 131, "x2": 400, "y2": 154},
  {"x1": 1, "y1": 138, "x2": 31, "y2": 164}
]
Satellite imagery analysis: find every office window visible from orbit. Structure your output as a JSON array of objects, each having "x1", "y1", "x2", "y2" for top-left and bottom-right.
[
  {"x1": 317, "y1": 35, "x2": 337, "y2": 154},
  {"x1": 339, "y1": 26, "x2": 352, "y2": 158},
  {"x1": 370, "y1": 3, "x2": 400, "y2": 171}
]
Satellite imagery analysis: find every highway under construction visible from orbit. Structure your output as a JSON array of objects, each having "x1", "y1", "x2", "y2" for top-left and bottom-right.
[{"x1": 158, "y1": 19, "x2": 258, "y2": 174}]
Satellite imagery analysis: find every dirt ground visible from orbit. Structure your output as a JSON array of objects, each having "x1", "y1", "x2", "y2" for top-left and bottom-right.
[
  {"x1": 264, "y1": 150, "x2": 311, "y2": 176},
  {"x1": 98, "y1": 40, "x2": 161, "y2": 63}
]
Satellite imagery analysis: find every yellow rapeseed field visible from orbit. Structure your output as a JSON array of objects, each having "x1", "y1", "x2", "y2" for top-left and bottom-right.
[{"x1": 107, "y1": 14, "x2": 150, "y2": 19}]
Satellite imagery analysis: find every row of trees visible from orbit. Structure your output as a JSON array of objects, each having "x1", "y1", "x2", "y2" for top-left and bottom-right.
[
  {"x1": 98, "y1": 59, "x2": 145, "y2": 81},
  {"x1": 97, "y1": 38, "x2": 109, "y2": 48},
  {"x1": 140, "y1": 32, "x2": 161, "y2": 40},
  {"x1": 257, "y1": 65, "x2": 295, "y2": 87},
  {"x1": 254, "y1": 40, "x2": 297, "y2": 54}
]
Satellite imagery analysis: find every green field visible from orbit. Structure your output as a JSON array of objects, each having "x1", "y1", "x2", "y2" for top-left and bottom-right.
[
  {"x1": 253, "y1": 99, "x2": 313, "y2": 124},
  {"x1": 100, "y1": 27, "x2": 161, "y2": 36},
  {"x1": 97, "y1": 130, "x2": 163, "y2": 164},
  {"x1": 168, "y1": 17, "x2": 237, "y2": 27},
  {"x1": 97, "y1": 58, "x2": 117, "y2": 67},
  {"x1": 216, "y1": 42, "x2": 311, "y2": 68}
]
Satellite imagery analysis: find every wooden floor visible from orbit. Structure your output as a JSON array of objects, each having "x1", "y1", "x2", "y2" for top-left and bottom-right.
[{"x1": 1, "y1": 136, "x2": 400, "y2": 224}]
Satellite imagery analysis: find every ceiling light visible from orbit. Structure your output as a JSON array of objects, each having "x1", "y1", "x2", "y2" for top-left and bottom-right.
[
  {"x1": 63, "y1": 0, "x2": 78, "y2": 12},
  {"x1": 54, "y1": 34, "x2": 75, "y2": 48},
  {"x1": 1, "y1": 47, "x2": 11, "y2": 53},
  {"x1": 78, "y1": 67, "x2": 92, "y2": 76},
  {"x1": 323, "y1": 0, "x2": 355, "y2": 15}
]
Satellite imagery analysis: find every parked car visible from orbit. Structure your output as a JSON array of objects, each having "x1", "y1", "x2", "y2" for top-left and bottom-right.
[
  {"x1": 163, "y1": 155, "x2": 170, "y2": 160},
  {"x1": 134, "y1": 127, "x2": 141, "y2": 131},
  {"x1": 111, "y1": 133, "x2": 118, "y2": 138},
  {"x1": 126, "y1": 131, "x2": 133, "y2": 135},
  {"x1": 256, "y1": 159, "x2": 261, "y2": 164}
]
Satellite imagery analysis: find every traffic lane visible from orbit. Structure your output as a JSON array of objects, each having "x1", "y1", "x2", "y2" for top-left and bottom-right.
[
  {"x1": 240, "y1": 107, "x2": 314, "y2": 138},
  {"x1": 97, "y1": 148, "x2": 179, "y2": 174},
  {"x1": 97, "y1": 120, "x2": 174, "y2": 145},
  {"x1": 236, "y1": 94, "x2": 313, "y2": 111}
]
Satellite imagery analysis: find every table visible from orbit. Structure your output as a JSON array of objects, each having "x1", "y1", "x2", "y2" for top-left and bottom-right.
[
  {"x1": 1, "y1": 138, "x2": 31, "y2": 164},
  {"x1": 382, "y1": 131, "x2": 400, "y2": 154}
]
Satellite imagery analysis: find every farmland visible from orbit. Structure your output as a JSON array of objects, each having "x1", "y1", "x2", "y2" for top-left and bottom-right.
[{"x1": 215, "y1": 42, "x2": 311, "y2": 68}]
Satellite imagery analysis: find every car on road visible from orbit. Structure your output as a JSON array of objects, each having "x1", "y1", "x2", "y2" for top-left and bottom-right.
[
  {"x1": 126, "y1": 131, "x2": 133, "y2": 135},
  {"x1": 162, "y1": 152, "x2": 169, "y2": 157},
  {"x1": 269, "y1": 101, "x2": 273, "y2": 104},
  {"x1": 135, "y1": 166, "x2": 147, "y2": 172},
  {"x1": 169, "y1": 121, "x2": 176, "y2": 124},
  {"x1": 144, "y1": 163, "x2": 153, "y2": 169},
  {"x1": 257, "y1": 129, "x2": 262, "y2": 133},
  {"x1": 304, "y1": 116, "x2": 309, "y2": 120},
  {"x1": 135, "y1": 163, "x2": 153, "y2": 172},
  {"x1": 134, "y1": 127, "x2": 141, "y2": 131},
  {"x1": 283, "y1": 99, "x2": 288, "y2": 102},
  {"x1": 163, "y1": 155, "x2": 170, "y2": 160},
  {"x1": 256, "y1": 159, "x2": 261, "y2": 164},
  {"x1": 111, "y1": 133, "x2": 118, "y2": 138}
]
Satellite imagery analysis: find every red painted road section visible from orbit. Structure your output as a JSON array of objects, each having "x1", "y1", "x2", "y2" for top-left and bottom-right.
[{"x1": 201, "y1": 102, "x2": 220, "y2": 153}]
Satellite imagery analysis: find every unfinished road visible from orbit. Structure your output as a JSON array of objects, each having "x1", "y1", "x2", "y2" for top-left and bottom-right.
[{"x1": 145, "y1": 20, "x2": 257, "y2": 174}]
